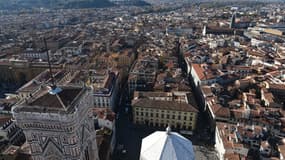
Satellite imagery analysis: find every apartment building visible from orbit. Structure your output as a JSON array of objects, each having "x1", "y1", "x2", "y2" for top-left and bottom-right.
[{"x1": 132, "y1": 98, "x2": 198, "y2": 131}]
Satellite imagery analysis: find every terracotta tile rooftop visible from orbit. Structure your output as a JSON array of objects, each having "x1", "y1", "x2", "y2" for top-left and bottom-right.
[
  {"x1": 214, "y1": 106, "x2": 231, "y2": 118},
  {"x1": 192, "y1": 63, "x2": 206, "y2": 80},
  {"x1": 224, "y1": 153, "x2": 240, "y2": 160},
  {"x1": 132, "y1": 98, "x2": 198, "y2": 112},
  {"x1": 93, "y1": 108, "x2": 115, "y2": 122}
]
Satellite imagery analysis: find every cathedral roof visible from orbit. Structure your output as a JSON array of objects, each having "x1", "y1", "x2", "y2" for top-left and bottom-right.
[{"x1": 140, "y1": 128, "x2": 195, "y2": 160}]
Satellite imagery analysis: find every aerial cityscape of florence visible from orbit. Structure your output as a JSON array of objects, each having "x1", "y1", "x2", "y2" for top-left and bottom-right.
[{"x1": 0, "y1": 0, "x2": 285, "y2": 159}]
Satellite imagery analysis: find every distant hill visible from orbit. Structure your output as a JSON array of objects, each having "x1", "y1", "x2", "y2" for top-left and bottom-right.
[
  {"x1": 64, "y1": 0, "x2": 115, "y2": 8},
  {"x1": 143, "y1": 0, "x2": 186, "y2": 5},
  {"x1": 0, "y1": 0, "x2": 115, "y2": 10},
  {"x1": 0, "y1": 0, "x2": 152, "y2": 10},
  {"x1": 110, "y1": 0, "x2": 150, "y2": 6},
  {"x1": 144, "y1": 0, "x2": 284, "y2": 5},
  {"x1": 0, "y1": 0, "x2": 51, "y2": 9}
]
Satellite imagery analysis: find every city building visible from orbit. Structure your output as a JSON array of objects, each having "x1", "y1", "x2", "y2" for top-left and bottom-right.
[
  {"x1": 132, "y1": 98, "x2": 198, "y2": 131},
  {"x1": 128, "y1": 56, "x2": 158, "y2": 95},
  {"x1": 230, "y1": 12, "x2": 256, "y2": 29},
  {"x1": 114, "y1": 49, "x2": 136, "y2": 68},
  {"x1": 57, "y1": 41, "x2": 83, "y2": 56},
  {"x1": 202, "y1": 26, "x2": 239, "y2": 36},
  {"x1": 140, "y1": 126, "x2": 195, "y2": 160},
  {"x1": 215, "y1": 122, "x2": 250, "y2": 160},
  {"x1": 190, "y1": 63, "x2": 219, "y2": 87},
  {"x1": 94, "y1": 108, "x2": 115, "y2": 131},
  {"x1": 133, "y1": 91, "x2": 190, "y2": 104},
  {"x1": 264, "y1": 28, "x2": 285, "y2": 36},
  {"x1": 12, "y1": 85, "x2": 99, "y2": 160},
  {"x1": 90, "y1": 70, "x2": 119, "y2": 111},
  {"x1": 93, "y1": 108, "x2": 116, "y2": 156}
]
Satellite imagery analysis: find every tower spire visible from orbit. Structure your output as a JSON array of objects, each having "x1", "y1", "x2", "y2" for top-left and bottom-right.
[
  {"x1": 44, "y1": 38, "x2": 62, "y2": 95},
  {"x1": 230, "y1": 11, "x2": 236, "y2": 29}
]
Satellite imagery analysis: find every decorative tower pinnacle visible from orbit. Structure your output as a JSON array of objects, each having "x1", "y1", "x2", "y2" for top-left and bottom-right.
[{"x1": 166, "y1": 124, "x2": 171, "y2": 135}]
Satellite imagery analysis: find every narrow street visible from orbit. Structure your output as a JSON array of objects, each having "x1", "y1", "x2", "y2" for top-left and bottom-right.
[
  {"x1": 113, "y1": 81, "x2": 164, "y2": 160},
  {"x1": 113, "y1": 84, "x2": 144, "y2": 160}
]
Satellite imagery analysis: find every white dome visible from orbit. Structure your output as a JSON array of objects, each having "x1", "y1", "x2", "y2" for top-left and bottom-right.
[{"x1": 140, "y1": 130, "x2": 195, "y2": 160}]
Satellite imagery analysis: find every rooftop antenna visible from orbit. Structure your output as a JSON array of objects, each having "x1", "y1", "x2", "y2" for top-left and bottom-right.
[{"x1": 44, "y1": 38, "x2": 62, "y2": 95}]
